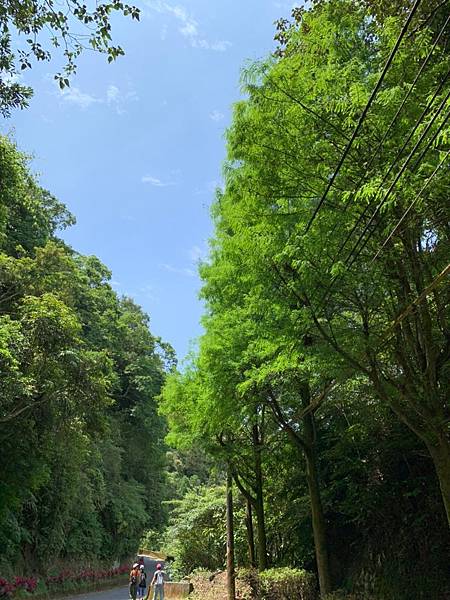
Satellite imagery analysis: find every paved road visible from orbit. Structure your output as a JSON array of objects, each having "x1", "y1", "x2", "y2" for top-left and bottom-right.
[
  {"x1": 140, "y1": 555, "x2": 166, "y2": 581},
  {"x1": 65, "y1": 585, "x2": 130, "y2": 600},
  {"x1": 64, "y1": 556, "x2": 167, "y2": 600}
]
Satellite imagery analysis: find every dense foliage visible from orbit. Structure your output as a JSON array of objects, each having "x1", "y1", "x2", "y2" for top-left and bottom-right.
[
  {"x1": 0, "y1": 564, "x2": 129, "y2": 599},
  {"x1": 0, "y1": 0, "x2": 140, "y2": 116},
  {"x1": 189, "y1": 567, "x2": 317, "y2": 600},
  {"x1": 160, "y1": 0, "x2": 450, "y2": 597},
  {"x1": 1, "y1": 0, "x2": 449, "y2": 598},
  {"x1": 258, "y1": 568, "x2": 317, "y2": 600},
  {"x1": 0, "y1": 135, "x2": 172, "y2": 573}
]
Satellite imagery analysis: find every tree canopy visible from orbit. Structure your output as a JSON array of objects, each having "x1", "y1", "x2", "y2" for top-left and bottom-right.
[
  {"x1": 1, "y1": 0, "x2": 449, "y2": 597},
  {"x1": 0, "y1": 0, "x2": 140, "y2": 116},
  {"x1": 0, "y1": 135, "x2": 172, "y2": 570},
  {"x1": 160, "y1": 0, "x2": 450, "y2": 596}
]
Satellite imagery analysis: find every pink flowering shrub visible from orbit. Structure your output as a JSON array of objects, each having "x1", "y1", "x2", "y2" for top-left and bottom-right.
[
  {"x1": 0, "y1": 577, "x2": 38, "y2": 598},
  {"x1": 0, "y1": 564, "x2": 129, "y2": 598}
]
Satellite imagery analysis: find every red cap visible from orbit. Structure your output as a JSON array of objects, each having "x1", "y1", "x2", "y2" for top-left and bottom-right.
[{"x1": 156, "y1": 564, "x2": 162, "y2": 570}]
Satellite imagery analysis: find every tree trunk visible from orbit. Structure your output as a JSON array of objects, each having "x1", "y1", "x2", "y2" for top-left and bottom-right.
[
  {"x1": 426, "y1": 434, "x2": 450, "y2": 526},
  {"x1": 253, "y1": 423, "x2": 268, "y2": 570},
  {"x1": 245, "y1": 497, "x2": 256, "y2": 568},
  {"x1": 226, "y1": 468, "x2": 236, "y2": 600},
  {"x1": 301, "y1": 385, "x2": 332, "y2": 596},
  {"x1": 371, "y1": 376, "x2": 450, "y2": 530}
]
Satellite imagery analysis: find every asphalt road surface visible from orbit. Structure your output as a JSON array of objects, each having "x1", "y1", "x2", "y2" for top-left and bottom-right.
[
  {"x1": 140, "y1": 555, "x2": 166, "y2": 581},
  {"x1": 64, "y1": 556, "x2": 166, "y2": 600},
  {"x1": 65, "y1": 585, "x2": 130, "y2": 600}
]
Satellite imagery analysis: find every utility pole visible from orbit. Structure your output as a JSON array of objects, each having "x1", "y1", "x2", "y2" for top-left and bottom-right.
[{"x1": 226, "y1": 467, "x2": 236, "y2": 600}]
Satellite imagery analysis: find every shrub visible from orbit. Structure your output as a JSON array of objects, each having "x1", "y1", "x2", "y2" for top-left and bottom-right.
[
  {"x1": 0, "y1": 564, "x2": 129, "y2": 599},
  {"x1": 259, "y1": 567, "x2": 317, "y2": 600},
  {"x1": 322, "y1": 594, "x2": 376, "y2": 600},
  {"x1": 0, "y1": 576, "x2": 38, "y2": 598},
  {"x1": 189, "y1": 567, "x2": 318, "y2": 600}
]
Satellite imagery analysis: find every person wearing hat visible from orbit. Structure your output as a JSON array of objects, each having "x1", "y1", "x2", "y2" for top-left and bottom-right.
[
  {"x1": 150, "y1": 564, "x2": 165, "y2": 600},
  {"x1": 129, "y1": 563, "x2": 140, "y2": 600},
  {"x1": 137, "y1": 565, "x2": 147, "y2": 598}
]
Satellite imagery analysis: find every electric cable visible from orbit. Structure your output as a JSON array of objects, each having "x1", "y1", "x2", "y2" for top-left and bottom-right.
[
  {"x1": 333, "y1": 68, "x2": 450, "y2": 264},
  {"x1": 370, "y1": 149, "x2": 450, "y2": 263},
  {"x1": 314, "y1": 94, "x2": 450, "y2": 312},
  {"x1": 303, "y1": 0, "x2": 424, "y2": 234},
  {"x1": 366, "y1": 12, "x2": 450, "y2": 182},
  {"x1": 347, "y1": 98, "x2": 450, "y2": 268}
]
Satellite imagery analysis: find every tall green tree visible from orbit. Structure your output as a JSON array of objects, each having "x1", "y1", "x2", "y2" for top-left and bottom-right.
[
  {"x1": 160, "y1": 3, "x2": 450, "y2": 596},
  {"x1": 0, "y1": 134, "x2": 172, "y2": 570},
  {"x1": 221, "y1": 0, "x2": 450, "y2": 524}
]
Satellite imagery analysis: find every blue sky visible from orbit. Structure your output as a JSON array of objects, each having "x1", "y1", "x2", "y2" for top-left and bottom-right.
[{"x1": 2, "y1": 0, "x2": 297, "y2": 362}]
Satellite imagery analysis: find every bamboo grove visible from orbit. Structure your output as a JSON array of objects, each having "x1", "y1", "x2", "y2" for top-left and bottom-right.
[{"x1": 0, "y1": 135, "x2": 173, "y2": 570}]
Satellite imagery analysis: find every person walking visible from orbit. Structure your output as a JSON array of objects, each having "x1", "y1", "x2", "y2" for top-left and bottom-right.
[
  {"x1": 151, "y1": 564, "x2": 165, "y2": 600},
  {"x1": 129, "y1": 563, "x2": 140, "y2": 600},
  {"x1": 138, "y1": 565, "x2": 147, "y2": 598}
]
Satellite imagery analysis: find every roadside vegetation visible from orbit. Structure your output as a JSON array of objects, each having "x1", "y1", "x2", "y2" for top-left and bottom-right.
[
  {"x1": 0, "y1": 135, "x2": 173, "y2": 574},
  {"x1": 0, "y1": 0, "x2": 449, "y2": 599},
  {"x1": 160, "y1": 0, "x2": 450, "y2": 598}
]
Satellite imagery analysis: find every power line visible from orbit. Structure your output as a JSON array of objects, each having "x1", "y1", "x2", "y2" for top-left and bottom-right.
[
  {"x1": 371, "y1": 149, "x2": 450, "y2": 263},
  {"x1": 347, "y1": 98, "x2": 450, "y2": 268},
  {"x1": 334, "y1": 7, "x2": 450, "y2": 228},
  {"x1": 307, "y1": 16, "x2": 450, "y2": 311},
  {"x1": 407, "y1": 0, "x2": 450, "y2": 38},
  {"x1": 257, "y1": 0, "x2": 448, "y2": 272},
  {"x1": 390, "y1": 262, "x2": 450, "y2": 330},
  {"x1": 333, "y1": 68, "x2": 450, "y2": 264},
  {"x1": 374, "y1": 51, "x2": 449, "y2": 183},
  {"x1": 369, "y1": 13, "x2": 450, "y2": 174},
  {"x1": 303, "y1": 0, "x2": 424, "y2": 234},
  {"x1": 314, "y1": 90, "x2": 450, "y2": 311},
  {"x1": 410, "y1": 101, "x2": 450, "y2": 170},
  {"x1": 268, "y1": 0, "x2": 447, "y2": 316}
]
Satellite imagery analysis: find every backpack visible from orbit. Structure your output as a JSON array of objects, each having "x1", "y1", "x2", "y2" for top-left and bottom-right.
[
  {"x1": 130, "y1": 570, "x2": 138, "y2": 584},
  {"x1": 139, "y1": 572, "x2": 146, "y2": 586}
]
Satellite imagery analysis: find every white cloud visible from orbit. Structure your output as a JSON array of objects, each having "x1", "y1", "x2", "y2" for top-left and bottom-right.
[
  {"x1": 60, "y1": 86, "x2": 102, "y2": 109},
  {"x1": 138, "y1": 284, "x2": 159, "y2": 301},
  {"x1": 106, "y1": 84, "x2": 138, "y2": 114},
  {"x1": 273, "y1": 0, "x2": 303, "y2": 9},
  {"x1": 106, "y1": 84, "x2": 120, "y2": 103},
  {"x1": 188, "y1": 245, "x2": 204, "y2": 262},
  {"x1": 194, "y1": 178, "x2": 223, "y2": 196},
  {"x1": 158, "y1": 245, "x2": 206, "y2": 282},
  {"x1": 199, "y1": 40, "x2": 232, "y2": 51},
  {"x1": 141, "y1": 175, "x2": 176, "y2": 187},
  {"x1": 106, "y1": 84, "x2": 124, "y2": 114},
  {"x1": 57, "y1": 82, "x2": 137, "y2": 113},
  {"x1": 159, "y1": 263, "x2": 196, "y2": 277},
  {"x1": 145, "y1": 1, "x2": 231, "y2": 51},
  {"x1": 1, "y1": 72, "x2": 22, "y2": 85},
  {"x1": 209, "y1": 109, "x2": 224, "y2": 122},
  {"x1": 180, "y1": 20, "x2": 198, "y2": 38}
]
